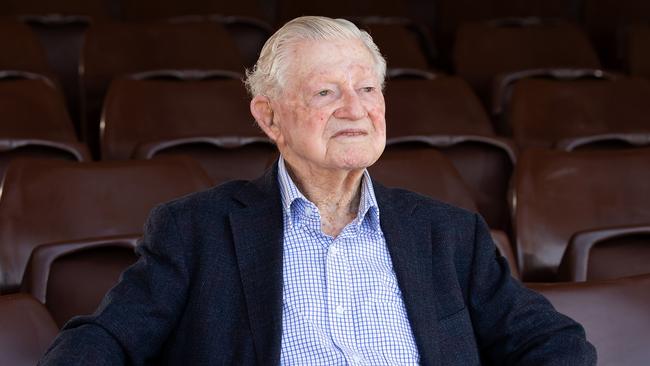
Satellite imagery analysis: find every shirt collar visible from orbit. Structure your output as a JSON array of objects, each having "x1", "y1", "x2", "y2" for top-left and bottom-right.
[{"x1": 277, "y1": 157, "x2": 381, "y2": 233}]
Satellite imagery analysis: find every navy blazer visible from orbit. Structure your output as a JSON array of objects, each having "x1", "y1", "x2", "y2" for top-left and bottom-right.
[{"x1": 40, "y1": 166, "x2": 596, "y2": 365}]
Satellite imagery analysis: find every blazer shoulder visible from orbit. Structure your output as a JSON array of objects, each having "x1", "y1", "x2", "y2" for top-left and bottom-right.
[
  {"x1": 376, "y1": 184, "x2": 478, "y2": 223},
  {"x1": 155, "y1": 179, "x2": 250, "y2": 218}
]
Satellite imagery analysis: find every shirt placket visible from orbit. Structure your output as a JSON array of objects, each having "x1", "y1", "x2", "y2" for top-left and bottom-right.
[{"x1": 325, "y1": 234, "x2": 367, "y2": 366}]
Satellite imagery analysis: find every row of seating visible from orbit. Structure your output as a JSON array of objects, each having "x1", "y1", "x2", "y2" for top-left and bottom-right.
[
  {"x1": 3, "y1": 273, "x2": 649, "y2": 366},
  {"x1": 1, "y1": 146, "x2": 648, "y2": 295}
]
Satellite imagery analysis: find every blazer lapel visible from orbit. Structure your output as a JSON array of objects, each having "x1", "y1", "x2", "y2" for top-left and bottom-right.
[
  {"x1": 230, "y1": 167, "x2": 284, "y2": 365},
  {"x1": 375, "y1": 184, "x2": 442, "y2": 366}
]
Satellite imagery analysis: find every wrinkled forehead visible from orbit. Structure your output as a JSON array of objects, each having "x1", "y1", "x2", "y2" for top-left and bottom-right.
[{"x1": 284, "y1": 39, "x2": 379, "y2": 89}]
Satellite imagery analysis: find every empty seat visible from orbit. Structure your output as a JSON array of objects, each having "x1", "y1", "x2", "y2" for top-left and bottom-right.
[
  {"x1": 385, "y1": 76, "x2": 495, "y2": 137},
  {"x1": 370, "y1": 144, "x2": 519, "y2": 277},
  {"x1": 0, "y1": 20, "x2": 52, "y2": 77},
  {"x1": 81, "y1": 21, "x2": 245, "y2": 156},
  {"x1": 624, "y1": 24, "x2": 650, "y2": 79},
  {"x1": 583, "y1": 0, "x2": 650, "y2": 68},
  {"x1": 507, "y1": 76, "x2": 650, "y2": 149},
  {"x1": 101, "y1": 72, "x2": 275, "y2": 183},
  {"x1": 453, "y1": 18, "x2": 601, "y2": 105},
  {"x1": 384, "y1": 76, "x2": 515, "y2": 231},
  {"x1": 0, "y1": 73, "x2": 90, "y2": 179},
  {"x1": 0, "y1": 293, "x2": 58, "y2": 366},
  {"x1": 528, "y1": 274, "x2": 650, "y2": 366},
  {"x1": 0, "y1": 157, "x2": 213, "y2": 293},
  {"x1": 434, "y1": 0, "x2": 576, "y2": 68},
  {"x1": 23, "y1": 235, "x2": 140, "y2": 328},
  {"x1": 168, "y1": 15, "x2": 272, "y2": 68},
  {"x1": 370, "y1": 143, "x2": 477, "y2": 211},
  {"x1": 558, "y1": 225, "x2": 650, "y2": 282},
  {"x1": 353, "y1": 17, "x2": 434, "y2": 72},
  {"x1": 513, "y1": 148, "x2": 650, "y2": 281}
]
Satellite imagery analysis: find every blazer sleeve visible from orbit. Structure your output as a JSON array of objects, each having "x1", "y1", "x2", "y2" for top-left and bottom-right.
[
  {"x1": 39, "y1": 204, "x2": 193, "y2": 366},
  {"x1": 467, "y1": 213, "x2": 597, "y2": 365}
]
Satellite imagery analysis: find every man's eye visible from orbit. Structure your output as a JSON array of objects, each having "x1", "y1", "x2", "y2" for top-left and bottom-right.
[
  {"x1": 361, "y1": 86, "x2": 375, "y2": 93},
  {"x1": 317, "y1": 90, "x2": 330, "y2": 97}
]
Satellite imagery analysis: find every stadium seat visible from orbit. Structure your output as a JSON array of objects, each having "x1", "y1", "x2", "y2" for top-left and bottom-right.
[
  {"x1": 453, "y1": 18, "x2": 600, "y2": 106},
  {"x1": 0, "y1": 157, "x2": 212, "y2": 293},
  {"x1": 506, "y1": 76, "x2": 650, "y2": 149},
  {"x1": 0, "y1": 73, "x2": 90, "y2": 180},
  {"x1": 0, "y1": 293, "x2": 58, "y2": 366},
  {"x1": 22, "y1": 235, "x2": 140, "y2": 327},
  {"x1": 80, "y1": 21, "x2": 245, "y2": 156},
  {"x1": 529, "y1": 274, "x2": 650, "y2": 366},
  {"x1": 101, "y1": 71, "x2": 275, "y2": 183},
  {"x1": 513, "y1": 148, "x2": 650, "y2": 281}
]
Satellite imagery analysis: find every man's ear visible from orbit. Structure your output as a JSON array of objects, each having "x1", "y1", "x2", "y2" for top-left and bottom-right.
[{"x1": 250, "y1": 95, "x2": 279, "y2": 141}]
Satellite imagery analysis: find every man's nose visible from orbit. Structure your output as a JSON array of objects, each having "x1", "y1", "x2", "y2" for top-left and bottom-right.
[{"x1": 334, "y1": 89, "x2": 367, "y2": 121}]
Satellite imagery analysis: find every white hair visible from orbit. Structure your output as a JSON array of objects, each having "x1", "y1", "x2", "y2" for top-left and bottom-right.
[{"x1": 244, "y1": 16, "x2": 387, "y2": 97}]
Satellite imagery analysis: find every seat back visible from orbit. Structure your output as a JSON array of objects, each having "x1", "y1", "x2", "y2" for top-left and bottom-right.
[
  {"x1": 0, "y1": 157, "x2": 213, "y2": 293},
  {"x1": 453, "y1": 19, "x2": 600, "y2": 104},
  {"x1": 101, "y1": 76, "x2": 262, "y2": 159},
  {"x1": 0, "y1": 293, "x2": 58, "y2": 366},
  {"x1": 81, "y1": 21, "x2": 244, "y2": 154},
  {"x1": 508, "y1": 77, "x2": 650, "y2": 149},
  {"x1": 23, "y1": 235, "x2": 140, "y2": 328},
  {"x1": 514, "y1": 148, "x2": 650, "y2": 281},
  {"x1": 0, "y1": 76, "x2": 90, "y2": 179},
  {"x1": 369, "y1": 143, "x2": 477, "y2": 212},
  {"x1": 0, "y1": 20, "x2": 51, "y2": 75},
  {"x1": 385, "y1": 76, "x2": 494, "y2": 137},
  {"x1": 529, "y1": 274, "x2": 650, "y2": 366}
]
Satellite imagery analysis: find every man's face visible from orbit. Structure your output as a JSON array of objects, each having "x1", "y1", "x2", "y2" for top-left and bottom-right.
[{"x1": 265, "y1": 39, "x2": 386, "y2": 173}]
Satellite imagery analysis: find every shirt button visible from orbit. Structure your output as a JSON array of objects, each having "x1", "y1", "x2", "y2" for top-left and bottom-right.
[
  {"x1": 304, "y1": 206, "x2": 312, "y2": 216},
  {"x1": 330, "y1": 246, "x2": 338, "y2": 256},
  {"x1": 335, "y1": 305, "x2": 345, "y2": 314},
  {"x1": 352, "y1": 354, "x2": 363, "y2": 363}
]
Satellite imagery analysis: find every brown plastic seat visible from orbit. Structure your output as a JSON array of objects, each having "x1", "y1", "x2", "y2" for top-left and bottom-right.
[
  {"x1": 558, "y1": 225, "x2": 650, "y2": 282},
  {"x1": 513, "y1": 148, "x2": 650, "y2": 281},
  {"x1": 507, "y1": 77, "x2": 650, "y2": 150},
  {"x1": 101, "y1": 72, "x2": 275, "y2": 183},
  {"x1": 369, "y1": 144, "x2": 519, "y2": 277},
  {"x1": 384, "y1": 78, "x2": 515, "y2": 231},
  {"x1": 23, "y1": 235, "x2": 140, "y2": 328},
  {"x1": 0, "y1": 293, "x2": 58, "y2": 365},
  {"x1": 0, "y1": 20, "x2": 53, "y2": 77},
  {"x1": 528, "y1": 274, "x2": 650, "y2": 366},
  {"x1": 625, "y1": 24, "x2": 650, "y2": 79},
  {"x1": 583, "y1": 0, "x2": 650, "y2": 68},
  {"x1": 168, "y1": 15, "x2": 272, "y2": 68},
  {"x1": 0, "y1": 73, "x2": 90, "y2": 180},
  {"x1": 0, "y1": 157, "x2": 213, "y2": 293},
  {"x1": 385, "y1": 76, "x2": 495, "y2": 137},
  {"x1": 81, "y1": 21, "x2": 245, "y2": 156},
  {"x1": 453, "y1": 18, "x2": 601, "y2": 105},
  {"x1": 434, "y1": 0, "x2": 576, "y2": 68},
  {"x1": 353, "y1": 17, "x2": 434, "y2": 72}
]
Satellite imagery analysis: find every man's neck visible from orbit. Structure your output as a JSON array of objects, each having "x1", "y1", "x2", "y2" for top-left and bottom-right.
[{"x1": 284, "y1": 160, "x2": 364, "y2": 237}]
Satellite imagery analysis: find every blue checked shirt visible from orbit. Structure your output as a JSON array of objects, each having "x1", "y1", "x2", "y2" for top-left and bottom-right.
[{"x1": 278, "y1": 158, "x2": 420, "y2": 365}]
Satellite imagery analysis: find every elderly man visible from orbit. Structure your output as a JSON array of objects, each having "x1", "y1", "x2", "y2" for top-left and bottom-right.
[{"x1": 40, "y1": 16, "x2": 596, "y2": 365}]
